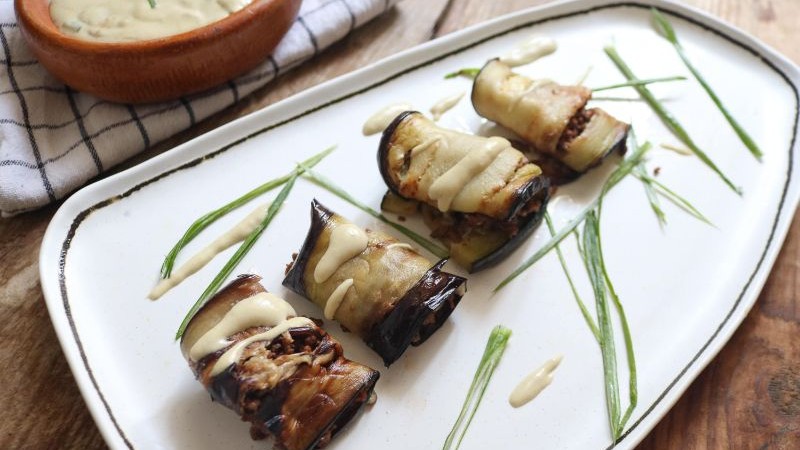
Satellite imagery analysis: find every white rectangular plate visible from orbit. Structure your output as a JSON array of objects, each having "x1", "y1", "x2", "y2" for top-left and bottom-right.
[{"x1": 40, "y1": 0, "x2": 800, "y2": 449}]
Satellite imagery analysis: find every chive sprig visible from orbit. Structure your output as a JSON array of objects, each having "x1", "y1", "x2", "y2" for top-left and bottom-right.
[
  {"x1": 494, "y1": 139, "x2": 652, "y2": 293},
  {"x1": 651, "y1": 8, "x2": 762, "y2": 160},
  {"x1": 604, "y1": 45, "x2": 741, "y2": 195},
  {"x1": 545, "y1": 213, "x2": 600, "y2": 342},
  {"x1": 175, "y1": 172, "x2": 300, "y2": 339},
  {"x1": 442, "y1": 325, "x2": 512, "y2": 450},
  {"x1": 160, "y1": 147, "x2": 334, "y2": 278}
]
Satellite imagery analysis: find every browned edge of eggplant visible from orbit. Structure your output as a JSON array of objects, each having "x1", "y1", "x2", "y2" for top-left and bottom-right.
[
  {"x1": 376, "y1": 109, "x2": 548, "y2": 222},
  {"x1": 377, "y1": 109, "x2": 418, "y2": 199},
  {"x1": 304, "y1": 366, "x2": 379, "y2": 447},
  {"x1": 469, "y1": 184, "x2": 551, "y2": 273},
  {"x1": 366, "y1": 259, "x2": 466, "y2": 366},
  {"x1": 504, "y1": 170, "x2": 550, "y2": 222},
  {"x1": 586, "y1": 135, "x2": 628, "y2": 175},
  {"x1": 282, "y1": 199, "x2": 331, "y2": 298},
  {"x1": 209, "y1": 342, "x2": 380, "y2": 449}
]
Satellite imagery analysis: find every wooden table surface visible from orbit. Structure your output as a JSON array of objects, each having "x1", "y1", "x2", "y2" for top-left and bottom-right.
[{"x1": 1, "y1": 0, "x2": 798, "y2": 448}]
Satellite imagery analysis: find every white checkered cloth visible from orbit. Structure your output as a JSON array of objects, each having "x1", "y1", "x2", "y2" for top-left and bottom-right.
[{"x1": 0, "y1": 0, "x2": 397, "y2": 216}]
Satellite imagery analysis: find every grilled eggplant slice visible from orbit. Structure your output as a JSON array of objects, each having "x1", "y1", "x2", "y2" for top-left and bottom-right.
[
  {"x1": 283, "y1": 200, "x2": 466, "y2": 366},
  {"x1": 472, "y1": 59, "x2": 629, "y2": 173},
  {"x1": 379, "y1": 111, "x2": 546, "y2": 220},
  {"x1": 378, "y1": 111, "x2": 550, "y2": 272},
  {"x1": 181, "y1": 274, "x2": 379, "y2": 450}
]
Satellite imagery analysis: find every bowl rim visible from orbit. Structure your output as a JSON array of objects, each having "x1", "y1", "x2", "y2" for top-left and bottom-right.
[{"x1": 16, "y1": 0, "x2": 289, "y2": 55}]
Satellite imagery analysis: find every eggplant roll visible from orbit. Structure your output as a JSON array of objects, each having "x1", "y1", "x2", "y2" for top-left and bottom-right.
[
  {"x1": 181, "y1": 274, "x2": 379, "y2": 450},
  {"x1": 283, "y1": 200, "x2": 466, "y2": 366},
  {"x1": 472, "y1": 59, "x2": 630, "y2": 173},
  {"x1": 379, "y1": 111, "x2": 546, "y2": 221},
  {"x1": 378, "y1": 111, "x2": 550, "y2": 272}
]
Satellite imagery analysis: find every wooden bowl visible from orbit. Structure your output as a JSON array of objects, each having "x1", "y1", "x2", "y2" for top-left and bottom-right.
[{"x1": 15, "y1": 0, "x2": 302, "y2": 104}]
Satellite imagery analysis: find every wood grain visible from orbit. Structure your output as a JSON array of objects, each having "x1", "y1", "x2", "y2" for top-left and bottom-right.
[{"x1": 0, "y1": 0, "x2": 797, "y2": 448}]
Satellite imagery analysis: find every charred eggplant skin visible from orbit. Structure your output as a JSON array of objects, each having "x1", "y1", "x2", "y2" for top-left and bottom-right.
[
  {"x1": 255, "y1": 354, "x2": 379, "y2": 450},
  {"x1": 504, "y1": 172, "x2": 549, "y2": 227},
  {"x1": 210, "y1": 352, "x2": 380, "y2": 450},
  {"x1": 469, "y1": 59, "x2": 493, "y2": 118},
  {"x1": 378, "y1": 110, "x2": 416, "y2": 200},
  {"x1": 283, "y1": 200, "x2": 467, "y2": 366},
  {"x1": 377, "y1": 110, "x2": 547, "y2": 222},
  {"x1": 367, "y1": 259, "x2": 466, "y2": 365},
  {"x1": 282, "y1": 200, "x2": 331, "y2": 299}
]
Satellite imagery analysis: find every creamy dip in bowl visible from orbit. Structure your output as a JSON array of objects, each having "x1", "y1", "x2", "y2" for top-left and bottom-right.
[
  {"x1": 15, "y1": 0, "x2": 302, "y2": 103},
  {"x1": 49, "y1": 0, "x2": 252, "y2": 43}
]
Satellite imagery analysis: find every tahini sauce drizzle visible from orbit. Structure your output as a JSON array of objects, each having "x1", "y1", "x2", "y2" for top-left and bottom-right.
[
  {"x1": 661, "y1": 143, "x2": 693, "y2": 156},
  {"x1": 508, "y1": 355, "x2": 563, "y2": 408},
  {"x1": 50, "y1": 0, "x2": 251, "y2": 43},
  {"x1": 499, "y1": 36, "x2": 557, "y2": 67},
  {"x1": 314, "y1": 224, "x2": 369, "y2": 283},
  {"x1": 324, "y1": 278, "x2": 354, "y2": 319},
  {"x1": 511, "y1": 78, "x2": 555, "y2": 110},
  {"x1": 189, "y1": 291, "x2": 315, "y2": 377},
  {"x1": 189, "y1": 292, "x2": 295, "y2": 361},
  {"x1": 210, "y1": 316, "x2": 314, "y2": 376},
  {"x1": 428, "y1": 136, "x2": 509, "y2": 211},
  {"x1": 149, "y1": 203, "x2": 268, "y2": 300},
  {"x1": 363, "y1": 103, "x2": 414, "y2": 136},
  {"x1": 430, "y1": 91, "x2": 465, "y2": 121}
]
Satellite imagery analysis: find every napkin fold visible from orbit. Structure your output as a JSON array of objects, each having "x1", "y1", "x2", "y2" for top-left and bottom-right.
[{"x1": 0, "y1": 0, "x2": 397, "y2": 217}]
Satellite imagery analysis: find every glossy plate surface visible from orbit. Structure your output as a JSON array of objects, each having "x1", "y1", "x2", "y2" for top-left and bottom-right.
[{"x1": 39, "y1": 0, "x2": 800, "y2": 448}]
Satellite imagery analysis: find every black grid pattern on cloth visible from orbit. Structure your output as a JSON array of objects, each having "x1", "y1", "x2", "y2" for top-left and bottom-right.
[{"x1": 0, "y1": 0, "x2": 397, "y2": 216}]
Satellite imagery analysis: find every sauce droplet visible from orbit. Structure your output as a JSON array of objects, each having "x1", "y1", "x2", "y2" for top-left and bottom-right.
[
  {"x1": 324, "y1": 278, "x2": 354, "y2": 320},
  {"x1": 499, "y1": 36, "x2": 557, "y2": 67},
  {"x1": 314, "y1": 224, "x2": 369, "y2": 283},
  {"x1": 149, "y1": 203, "x2": 268, "y2": 300},
  {"x1": 509, "y1": 354, "x2": 563, "y2": 408},
  {"x1": 430, "y1": 91, "x2": 465, "y2": 121},
  {"x1": 363, "y1": 103, "x2": 414, "y2": 136}
]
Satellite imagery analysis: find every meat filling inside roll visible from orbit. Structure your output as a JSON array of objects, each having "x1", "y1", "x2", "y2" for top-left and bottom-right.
[{"x1": 181, "y1": 274, "x2": 379, "y2": 450}]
